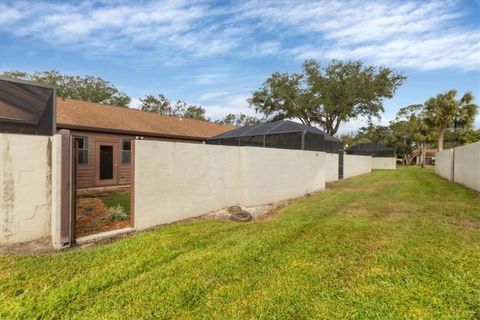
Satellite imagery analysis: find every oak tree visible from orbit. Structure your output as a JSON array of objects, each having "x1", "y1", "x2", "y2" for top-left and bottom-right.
[{"x1": 249, "y1": 60, "x2": 405, "y2": 135}]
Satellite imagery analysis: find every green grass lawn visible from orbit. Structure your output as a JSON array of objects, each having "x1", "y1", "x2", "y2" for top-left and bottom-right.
[
  {"x1": 1, "y1": 167, "x2": 479, "y2": 319},
  {"x1": 100, "y1": 193, "x2": 131, "y2": 214}
]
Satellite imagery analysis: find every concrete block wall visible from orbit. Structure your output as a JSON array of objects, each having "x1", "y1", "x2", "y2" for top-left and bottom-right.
[
  {"x1": 240, "y1": 147, "x2": 326, "y2": 206},
  {"x1": 134, "y1": 141, "x2": 326, "y2": 229},
  {"x1": 371, "y1": 157, "x2": 396, "y2": 170},
  {"x1": 343, "y1": 155, "x2": 372, "y2": 179},
  {"x1": 325, "y1": 153, "x2": 339, "y2": 182},
  {"x1": 453, "y1": 141, "x2": 480, "y2": 192},
  {"x1": 0, "y1": 134, "x2": 52, "y2": 243},
  {"x1": 435, "y1": 149, "x2": 454, "y2": 181},
  {"x1": 133, "y1": 141, "x2": 240, "y2": 229},
  {"x1": 434, "y1": 142, "x2": 480, "y2": 192}
]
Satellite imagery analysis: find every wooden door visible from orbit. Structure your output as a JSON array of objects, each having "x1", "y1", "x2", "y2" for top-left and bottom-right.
[{"x1": 95, "y1": 142, "x2": 118, "y2": 186}]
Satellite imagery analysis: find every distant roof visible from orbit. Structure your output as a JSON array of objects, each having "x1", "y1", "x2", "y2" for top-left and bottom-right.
[
  {"x1": 411, "y1": 149, "x2": 438, "y2": 157},
  {"x1": 208, "y1": 120, "x2": 342, "y2": 142},
  {"x1": 56, "y1": 98, "x2": 234, "y2": 140}
]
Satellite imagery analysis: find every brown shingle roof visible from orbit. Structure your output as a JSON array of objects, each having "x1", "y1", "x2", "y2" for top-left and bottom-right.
[
  {"x1": 56, "y1": 98, "x2": 234, "y2": 140},
  {"x1": 411, "y1": 149, "x2": 438, "y2": 157}
]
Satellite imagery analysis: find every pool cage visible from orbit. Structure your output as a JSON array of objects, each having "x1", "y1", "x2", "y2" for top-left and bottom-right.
[
  {"x1": 0, "y1": 76, "x2": 56, "y2": 135},
  {"x1": 206, "y1": 120, "x2": 344, "y2": 154},
  {"x1": 346, "y1": 143, "x2": 395, "y2": 157}
]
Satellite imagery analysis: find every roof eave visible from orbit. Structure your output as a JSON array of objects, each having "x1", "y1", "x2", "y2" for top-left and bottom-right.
[{"x1": 56, "y1": 123, "x2": 208, "y2": 141}]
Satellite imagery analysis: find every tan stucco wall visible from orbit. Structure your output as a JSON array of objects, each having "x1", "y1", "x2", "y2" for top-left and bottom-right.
[
  {"x1": 134, "y1": 141, "x2": 241, "y2": 229},
  {"x1": 344, "y1": 155, "x2": 372, "y2": 179},
  {"x1": 454, "y1": 141, "x2": 480, "y2": 192},
  {"x1": 371, "y1": 157, "x2": 396, "y2": 170},
  {"x1": 435, "y1": 149, "x2": 454, "y2": 181},
  {"x1": 134, "y1": 141, "x2": 326, "y2": 229},
  {"x1": 0, "y1": 134, "x2": 52, "y2": 243},
  {"x1": 325, "y1": 153, "x2": 339, "y2": 182},
  {"x1": 240, "y1": 147, "x2": 325, "y2": 206}
]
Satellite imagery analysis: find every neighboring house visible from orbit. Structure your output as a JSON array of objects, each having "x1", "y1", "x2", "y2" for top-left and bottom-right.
[
  {"x1": 56, "y1": 98, "x2": 234, "y2": 189},
  {"x1": 411, "y1": 149, "x2": 437, "y2": 165}
]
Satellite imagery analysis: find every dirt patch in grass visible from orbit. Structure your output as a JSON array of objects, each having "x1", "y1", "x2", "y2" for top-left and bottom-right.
[
  {"x1": 0, "y1": 237, "x2": 53, "y2": 254},
  {"x1": 345, "y1": 202, "x2": 413, "y2": 220},
  {"x1": 344, "y1": 204, "x2": 370, "y2": 218},
  {"x1": 255, "y1": 200, "x2": 293, "y2": 221},
  {"x1": 206, "y1": 199, "x2": 293, "y2": 222},
  {"x1": 451, "y1": 217, "x2": 480, "y2": 230}
]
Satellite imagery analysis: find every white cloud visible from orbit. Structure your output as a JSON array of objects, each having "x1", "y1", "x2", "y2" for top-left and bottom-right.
[
  {"x1": 0, "y1": 0, "x2": 478, "y2": 70},
  {"x1": 129, "y1": 97, "x2": 142, "y2": 109},
  {"x1": 236, "y1": 0, "x2": 480, "y2": 70},
  {"x1": 0, "y1": 1, "x2": 242, "y2": 60},
  {"x1": 191, "y1": 73, "x2": 228, "y2": 85},
  {"x1": 192, "y1": 91, "x2": 255, "y2": 120}
]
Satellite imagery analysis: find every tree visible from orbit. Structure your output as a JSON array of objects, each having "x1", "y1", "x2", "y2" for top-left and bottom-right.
[
  {"x1": 217, "y1": 113, "x2": 262, "y2": 126},
  {"x1": 183, "y1": 105, "x2": 207, "y2": 121},
  {"x1": 139, "y1": 94, "x2": 172, "y2": 114},
  {"x1": 397, "y1": 106, "x2": 437, "y2": 168},
  {"x1": 339, "y1": 123, "x2": 392, "y2": 148},
  {"x1": 423, "y1": 90, "x2": 478, "y2": 150},
  {"x1": 443, "y1": 127, "x2": 480, "y2": 149},
  {"x1": 388, "y1": 120, "x2": 416, "y2": 165},
  {"x1": 139, "y1": 94, "x2": 208, "y2": 121},
  {"x1": 249, "y1": 59, "x2": 405, "y2": 135},
  {"x1": 1, "y1": 70, "x2": 131, "y2": 107}
]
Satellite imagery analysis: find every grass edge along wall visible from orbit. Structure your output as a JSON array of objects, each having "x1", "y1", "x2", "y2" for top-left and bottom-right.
[
  {"x1": 133, "y1": 140, "x2": 372, "y2": 230},
  {"x1": 0, "y1": 134, "x2": 373, "y2": 248},
  {"x1": 2, "y1": 167, "x2": 478, "y2": 319}
]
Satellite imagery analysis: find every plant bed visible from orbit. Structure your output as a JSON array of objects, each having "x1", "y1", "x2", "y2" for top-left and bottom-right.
[{"x1": 75, "y1": 196, "x2": 130, "y2": 238}]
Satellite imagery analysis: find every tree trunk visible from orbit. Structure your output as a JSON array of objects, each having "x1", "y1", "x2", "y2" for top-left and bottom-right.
[
  {"x1": 420, "y1": 143, "x2": 427, "y2": 168},
  {"x1": 406, "y1": 155, "x2": 413, "y2": 165},
  {"x1": 438, "y1": 123, "x2": 448, "y2": 151},
  {"x1": 331, "y1": 118, "x2": 341, "y2": 135},
  {"x1": 415, "y1": 144, "x2": 421, "y2": 166}
]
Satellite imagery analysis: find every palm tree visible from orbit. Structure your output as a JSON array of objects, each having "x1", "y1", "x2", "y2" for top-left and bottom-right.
[{"x1": 424, "y1": 90, "x2": 478, "y2": 151}]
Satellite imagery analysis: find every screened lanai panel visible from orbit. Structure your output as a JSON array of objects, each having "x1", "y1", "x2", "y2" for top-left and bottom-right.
[
  {"x1": 264, "y1": 132, "x2": 302, "y2": 150},
  {"x1": 346, "y1": 143, "x2": 395, "y2": 157},
  {"x1": 239, "y1": 135, "x2": 264, "y2": 147},
  {"x1": 207, "y1": 120, "x2": 345, "y2": 153},
  {"x1": 304, "y1": 132, "x2": 324, "y2": 151},
  {"x1": 218, "y1": 137, "x2": 239, "y2": 146},
  {"x1": 0, "y1": 77, "x2": 55, "y2": 135}
]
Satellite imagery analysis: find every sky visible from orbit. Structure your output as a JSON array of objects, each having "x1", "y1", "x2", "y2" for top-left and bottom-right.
[{"x1": 0, "y1": 0, "x2": 479, "y2": 134}]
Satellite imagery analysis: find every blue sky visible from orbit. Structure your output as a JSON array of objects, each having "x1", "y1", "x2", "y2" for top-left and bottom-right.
[{"x1": 1, "y1": 0, "x2": 479, "y2": 133}]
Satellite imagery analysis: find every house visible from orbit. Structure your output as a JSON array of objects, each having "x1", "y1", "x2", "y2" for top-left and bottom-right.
[
  {"x1": 411, "y1": 148, "x2": 437, "y2": 165},
  {"x1": 56, "y1": 98, "x2": 234, "y2": 189}
]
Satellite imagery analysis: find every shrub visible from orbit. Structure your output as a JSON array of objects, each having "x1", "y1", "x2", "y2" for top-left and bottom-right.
[{"x1": 109, "y1": 205, "x2": 129, "y2": 221}]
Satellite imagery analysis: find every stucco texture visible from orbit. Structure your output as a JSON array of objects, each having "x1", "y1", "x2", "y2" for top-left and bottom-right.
[
  {"x1": 343, "y1": 155, "x2": 372, "y2": 179},
  {"x1": 0, "y1": 134, "x2": 52, "y2": 243},
  {"x1": 325, "y1": 153, "x2": 339, "y2": 182},
  {"x1": 371, "y1": 157, "x2": 397, "y2": 170},
  {"x1": 435, "y1": 149, "x2": 454, "y2": 181},
  {"x1": 133, "y1": 141, "x2": 326, "y2": 230},
  {"x1": 454, "y1": 141, "x2": 480, "y2": 192}
]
